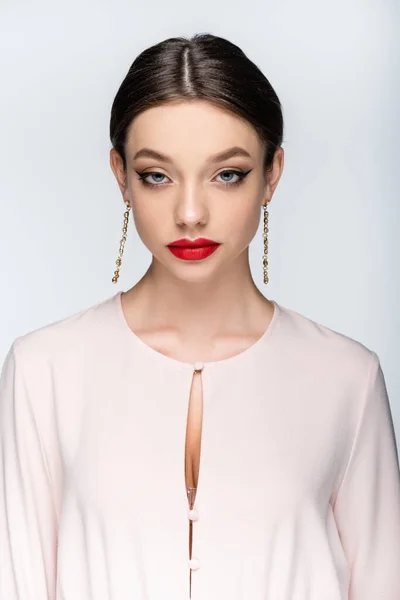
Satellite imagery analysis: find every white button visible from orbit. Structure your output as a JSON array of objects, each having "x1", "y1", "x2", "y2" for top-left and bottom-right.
[
  {"x1": 188, "y1": 508, "x2": 198, "y2": 521},
  {"x1": 193, "y1": 361, "x2": 204, "y2": 371},
  {"x1": 188, "y1": 557, "x2": 200, "y2": 570}
]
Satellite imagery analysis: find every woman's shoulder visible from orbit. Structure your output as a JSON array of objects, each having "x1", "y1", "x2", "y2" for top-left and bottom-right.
[
  {"x1": 275, "y1": 299, "x2": 378, "y2": 381},
  {"x1": 11, "y1": 291, "x2": 120, "y2": 364}
]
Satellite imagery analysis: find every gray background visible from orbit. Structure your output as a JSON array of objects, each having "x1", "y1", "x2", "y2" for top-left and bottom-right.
[{"x1": 0, "y1": 0, "x2": 399, "y2": 450}]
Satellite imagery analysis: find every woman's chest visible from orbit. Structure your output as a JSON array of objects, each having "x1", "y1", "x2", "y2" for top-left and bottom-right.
[{"x1": 60, "y1": 360, "x2": 345, "y2": 522}]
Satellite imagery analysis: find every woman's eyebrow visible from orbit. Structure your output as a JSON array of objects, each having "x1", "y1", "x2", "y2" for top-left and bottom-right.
[{"x1": 132, "y1": 146, "x2": 252, "y2": 164}]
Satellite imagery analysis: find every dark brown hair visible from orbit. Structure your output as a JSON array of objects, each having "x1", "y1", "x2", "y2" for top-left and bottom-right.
[{"x1": 110, "y1": 33, "x2": 284, "y2": 172}]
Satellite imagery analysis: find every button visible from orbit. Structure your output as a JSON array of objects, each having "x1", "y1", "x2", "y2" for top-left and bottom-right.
[
  {"x1": 188, "y1": 557, "x2": 200, "y2": 570},
  {"x1": 188, "y1": 507, "x2": 198, "y2": 521},
  {"x1": 193, "y1": 361, "x2": 204, "y2": 372}
]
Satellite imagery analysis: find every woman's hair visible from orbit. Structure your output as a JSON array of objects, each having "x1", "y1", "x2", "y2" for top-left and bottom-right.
[{"x1": 110, "y1": 33, "x2": 284, "y2": 173}]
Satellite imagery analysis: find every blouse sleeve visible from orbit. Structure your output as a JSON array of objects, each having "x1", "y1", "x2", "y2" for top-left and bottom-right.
[
  {"x1": 0, "y1": 338, "x2": 62, "y2": 599},
  {"x1": 332, "y1": 350, "x2": 400, "y2": 598}
]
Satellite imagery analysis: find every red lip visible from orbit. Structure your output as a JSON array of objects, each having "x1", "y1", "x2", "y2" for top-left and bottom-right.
[
  {"x1": 167, "y1": 238, "x2": 221, "y2": 261},
  {"x1": 167, "y1": 245, "x2": 220, "y2": 261},
  {"x1": 167, "y1": 237, "x2": 219, "y2": 248}
]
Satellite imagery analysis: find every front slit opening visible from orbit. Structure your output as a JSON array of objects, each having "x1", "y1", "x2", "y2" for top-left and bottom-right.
[{"x1": 184, "y1": 365, "x2": 204, "y2": 599}]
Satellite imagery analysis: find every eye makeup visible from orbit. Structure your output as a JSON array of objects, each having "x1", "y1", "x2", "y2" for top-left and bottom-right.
[{"x1": 135, "y1": 169, "x2": 253, "y2": 189}]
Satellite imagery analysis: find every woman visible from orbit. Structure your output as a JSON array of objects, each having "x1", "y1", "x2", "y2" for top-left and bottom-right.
[{"x1": 1, "y1": 33, "x2": 399, "y2": 600}]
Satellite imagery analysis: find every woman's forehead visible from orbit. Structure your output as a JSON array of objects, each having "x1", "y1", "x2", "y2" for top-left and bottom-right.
[{"x1": 126, "y1": 102, "x2": 263, "y2": 164}]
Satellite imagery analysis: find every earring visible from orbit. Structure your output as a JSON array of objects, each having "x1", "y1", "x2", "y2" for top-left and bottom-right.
[
  {"x1": 262, "y1": 202, "x2": 269, "y2": 285},
  {"x1": 112, "y1": 201, "x2": 131, "y2": 284}
]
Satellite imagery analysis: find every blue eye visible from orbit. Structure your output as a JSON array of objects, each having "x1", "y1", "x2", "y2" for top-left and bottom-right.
[
  {"x1": 135, "y1": 169, "x2": 252, "y2": 188},
  {"x1": 137, "y1": 172, "x2": 169, "y2": 186},
  {"x1": 215, "y1": 170, "x2": 243, "y2": 185}
]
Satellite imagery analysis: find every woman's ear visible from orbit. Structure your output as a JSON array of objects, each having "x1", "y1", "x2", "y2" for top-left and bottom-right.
[
  {"x1": 263, "y1": 146, "x2": 284, "y2": 203},
  {"x1": 109, "y1": 148, "x2": 128, "y2": 200}
]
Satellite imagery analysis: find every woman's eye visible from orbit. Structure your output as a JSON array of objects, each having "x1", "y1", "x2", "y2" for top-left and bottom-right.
[
  {"x1": 135, "y1": 168, "x2": 251, "y2": 188},
  {"x1": 136, "y1": 171, "x2": 170, "y2": 186},
  {"x1": 215, "y1": 170, "x2": 244, "y2": 185}
]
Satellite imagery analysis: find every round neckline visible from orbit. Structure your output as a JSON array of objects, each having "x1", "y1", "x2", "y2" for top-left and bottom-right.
[{"x1": 113, "y1": 289, "x2": 281, "y2": 371}]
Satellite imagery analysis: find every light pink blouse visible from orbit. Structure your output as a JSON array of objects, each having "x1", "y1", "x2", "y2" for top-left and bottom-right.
[{"x1": 1, "y1": 290, "x2": 399, "y2": 600}]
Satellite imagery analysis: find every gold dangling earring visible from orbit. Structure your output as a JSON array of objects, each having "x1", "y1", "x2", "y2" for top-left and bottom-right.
[
  {"x1": 262, "y1": 202, "x2": 269, "y2": 285},
  {"x1": 112, "y1": 201, "x2": 131, "y2": 284}
]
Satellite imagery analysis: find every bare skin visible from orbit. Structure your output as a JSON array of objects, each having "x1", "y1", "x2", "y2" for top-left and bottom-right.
[
  {"x1": 109, "y1": 99, "x2": 284, "y2": 366},
  {"x1": 109, "y1": 98, "x2": 284, "y2": 570}
]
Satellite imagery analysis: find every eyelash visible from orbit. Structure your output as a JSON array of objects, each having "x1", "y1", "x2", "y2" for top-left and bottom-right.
[{"x1": 135, "y1": 169, "x2": 252, "y2": 189}]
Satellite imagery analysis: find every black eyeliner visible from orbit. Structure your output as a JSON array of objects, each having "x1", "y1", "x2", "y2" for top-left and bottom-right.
[{"x1": 135, "y1": 168, "x2": 253, "y2": 187}]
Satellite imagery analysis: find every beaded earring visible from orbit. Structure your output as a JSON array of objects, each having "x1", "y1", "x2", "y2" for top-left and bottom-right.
[
  {"x1": 262, "y1": 203, "x2": 269, "y2": 285},
  {"x1": 111, "y1": 201, "x2": 270, "y2": 284},
  {"x1": 111, "y1": 201, "x2": 131, "y2": 284}
]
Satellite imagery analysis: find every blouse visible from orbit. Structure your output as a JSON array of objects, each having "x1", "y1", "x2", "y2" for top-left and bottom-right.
[{"x1": 1, "y1": 289, "x2": 400, "y2": 600}]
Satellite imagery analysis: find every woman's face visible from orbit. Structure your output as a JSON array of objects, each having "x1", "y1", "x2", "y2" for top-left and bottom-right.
[{"x1": 110, "y1": 99, "x2": 284, "y2": 284}]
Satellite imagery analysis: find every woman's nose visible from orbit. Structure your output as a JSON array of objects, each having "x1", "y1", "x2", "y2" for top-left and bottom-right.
[{"x1": 174, "y1": 189, "x2": 208, "y2": 227}]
